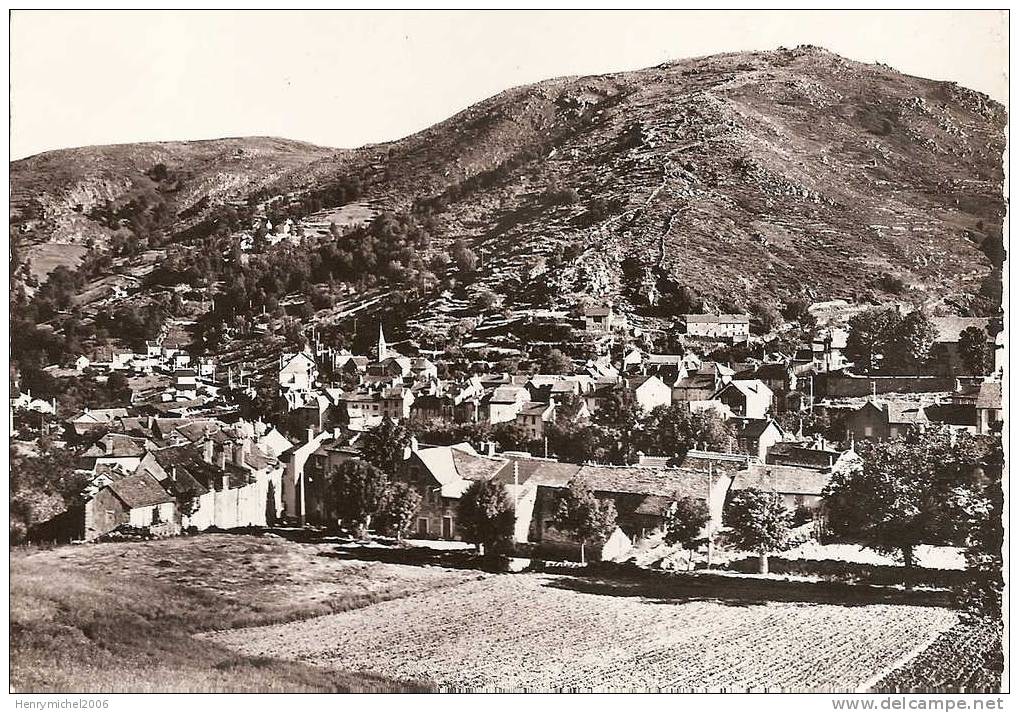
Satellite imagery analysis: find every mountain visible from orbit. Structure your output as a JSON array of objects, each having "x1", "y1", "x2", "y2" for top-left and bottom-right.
[{"x1": 11, "y1": 46, "x2": 1006, "y2": 331}]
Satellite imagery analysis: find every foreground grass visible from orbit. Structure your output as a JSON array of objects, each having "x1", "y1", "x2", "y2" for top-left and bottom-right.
[{"x1": 11, "y1": 533, "x2": 481, "y2": 692}]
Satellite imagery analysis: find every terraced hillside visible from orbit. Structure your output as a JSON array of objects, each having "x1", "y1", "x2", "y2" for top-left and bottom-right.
[{"x1": 11, "y1": 45, "x2": 1006, "y2": 322}]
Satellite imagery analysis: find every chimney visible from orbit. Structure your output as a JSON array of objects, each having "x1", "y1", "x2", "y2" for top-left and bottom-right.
[
  {"x1": 222, "y1": 473, "x2": 230, "y2": 491},
  {"x1": 218, "y1": 446, "x2": 228, "y2": 471},
  {"x1": 233, "y1": 441, "x2": 246, "y2": 467},
  {"x1": 486, "y1": 441, "x2": 497, "y2": 457},
  {"x1": 203, "y1": 440, "x2": 214, "y2": 464},
  {"x1": 307, "y1": 426, "x2": 316, "y2": 444},
  {"x1": 169, "y1": 466, "x2": 177, "y2": 482}
]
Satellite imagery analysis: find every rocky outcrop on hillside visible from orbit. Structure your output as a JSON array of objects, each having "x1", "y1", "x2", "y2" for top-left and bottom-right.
[{"x1": 11, "y1": 46, "x2": 1006, "y2": 319}]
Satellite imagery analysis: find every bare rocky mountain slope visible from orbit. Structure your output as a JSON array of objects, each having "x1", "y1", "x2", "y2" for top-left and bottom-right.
[{"x1": 11, "y1": 46, "x2": 1006, "y2": 318}]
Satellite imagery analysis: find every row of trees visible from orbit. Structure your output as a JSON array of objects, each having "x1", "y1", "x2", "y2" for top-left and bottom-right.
[
  {"x1": 844, "y1": 307, "x2": 997, "y2": 375},
  {"x1": 546, "y1": 392, "x2": 735, "y2": 466},
  {"x1": 704, "y1": 427, "x2": 1003, "y2": 616}
]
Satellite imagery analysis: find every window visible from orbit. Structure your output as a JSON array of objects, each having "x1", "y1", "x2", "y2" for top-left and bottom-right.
[
  {"x1": 151, "y1": 507, "x2": 161, "y2": 525},
  {"x1": 417, "y1": 518, "x2": 429, "y2": 535},
  {"x1": 863, "y1": 425, "x2": 873, "y2": 437}
]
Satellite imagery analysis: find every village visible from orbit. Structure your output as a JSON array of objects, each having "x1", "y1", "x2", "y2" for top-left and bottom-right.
[{"x1": 10, "y1": 293, "x2": 1004, "y2": 569}]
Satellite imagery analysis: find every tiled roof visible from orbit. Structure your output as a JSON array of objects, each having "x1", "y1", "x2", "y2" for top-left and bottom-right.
[
  {"x1": 575, "y1": 464, "x2": 716, "y2": 500},
  {"x1": 633, "y1": 494, "x2": 676, "y2": 517},
  {"x1": 765, "y1": 444, "x2": 839, "y2": 469},
  {"x1": 732, "y1": 464, "x2": 831, "y2": 497},
  {"x1": 451, "y1": 449, "x2": 508, "y2": 483},
  {"x1": 884, "y1": 401, "x2": 928, "y2": 424},
  {"x1": 107, "y1": 472, "x2": 174, "y2": 509},
  {"x1": 83, "y1": 434, "x2": 148, "y2": 458}
]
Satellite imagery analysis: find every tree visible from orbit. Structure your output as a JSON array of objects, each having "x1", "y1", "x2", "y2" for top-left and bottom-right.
[
  {"x1": 327, "y1": 459, "x2": 391, "y2": 537},
  {"x1": 891, "y1": 310, "x2": 938, "y2": 373},
  {"x1": 545, "y1": 421, "x2": 604, "y2": 464},
  {"x1": 379, "y1": 481, "x2": 422, "y2": 541},
  {"x1": 640, "y1": 405, "x2": 735, "y2": 463},
  {"x1": 750, "y1": 300, "x2": 782, "y2": 334},
  {"x1": 540, "y1": 348, "x2": 574, "y2": 375},
  {"x1": 456, "y1": 479, "x2": 515, "y2": 554},
  {"x1": 359, "y1": 418, "x2": 411, "y2": 476},
  {"x1": 723, "y1": 488, "x2": 790, "y2": 574},
  {"x1": 470, "y1": 284, "x2": 503, "y2": 312},
  {"x1": 451, "y1": 239, "x2": 479, "y2": 276},
  {"x1": 664, "y1": 497, "x2": 711, "y2": 571},
  {"x1": 10, "y1": 444, "x2": 89, "y2": 543},
  {"x1": 552, "y1": 479, "x2": 618, "y2": 564},
  {"x1": 782, "y1": 298, "x2": 816, "y2": 327},
  {"x1": 592, "y1": 386, "x2": 643, "y2": 464},
  {"x1": 958, "y1": 325, "x2": 991, "y2": 375},
  {"x1": 845, "y1": 308, "x2": 902, "y2": 373},
  {"x1": 823, "y1": 427, "x2": 987, "y2": 568},
  {"x1": 491, "y1": 421, "x2": 532, "y2": 452}
]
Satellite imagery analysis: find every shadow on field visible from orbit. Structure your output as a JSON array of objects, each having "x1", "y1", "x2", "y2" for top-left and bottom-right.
[
  {"x1": 317, "y1": 543, "x2": 512, "y2": 572},
  {"x1": 542, "y1": 570, "x2": 956, "y2": 609}
]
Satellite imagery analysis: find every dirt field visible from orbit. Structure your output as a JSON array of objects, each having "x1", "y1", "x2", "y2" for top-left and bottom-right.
[{"x1": 203, "y1": 571, "x2": 958, "y2": 692}]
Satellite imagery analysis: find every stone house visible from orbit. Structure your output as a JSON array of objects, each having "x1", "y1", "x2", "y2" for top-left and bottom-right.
[
  {"x1": 679, "y1": 314, "x2": 750, "y2": 340},
  {"x1": 845, "y1": 400, "x2": 928, "y2": 442},
  {"x1": 83, "y1": 471, "x2": 178, "y2": 541}
]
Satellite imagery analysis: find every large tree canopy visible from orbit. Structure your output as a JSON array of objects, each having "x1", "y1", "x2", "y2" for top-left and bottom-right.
[
  {"x1": 456, "y1": 479, "x2": 515, "y2": 554},
  {"x1": 823, "y1": 427, "x2": 992, "y2": 567}
]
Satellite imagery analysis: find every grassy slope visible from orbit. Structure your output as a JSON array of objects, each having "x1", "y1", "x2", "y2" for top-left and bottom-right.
[{"x1": 10, "y1": 534, "x2": 481, "y2": 692}]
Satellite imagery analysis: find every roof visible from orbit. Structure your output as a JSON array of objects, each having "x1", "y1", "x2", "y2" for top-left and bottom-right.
[
  {"x1": 83, "y1": 434, "x2": 149, "y2": 459},
  {"x1": 765, "y1": 442, "x2": 842, "y2": 469},
  {"x1": 72, "y1": 408, "x2": 129, "y2": 423},
  {"x1": 682, "y1": 314, "x2": 749, "y2": 324},
  {"x1": 492, "y1": 458, "x2": 583, "y2": 487},
  {"x1": 259, "y1": 428, "x2": 294, "y2": 457},
  {"x1": 976, "y1": 381, "x2": 1002, "y2": 409},
  {"x1": 624, "y1": 375, "x2": 665, "y2": 390},
  {"x1": 584, "y1": 306, "x2": 612, "y2": 317},
  {"x1": 413, "y1": 443, "x2": 507, "y2": 497},
  {"x1": 280, "y1": 352, "x2": 317, "y2": 371},
  {"x1": 106, "y1": 472, "x2": 174, "y2": 509},
  {"x1": 932, "y1": 317, "x2": 991, "y2": 344},
  {"x1": 518, "y1": 401, "x2": 553, "y2": 417},
  {"x1": 732, "y1": 464, "x2": 831, "y2": 497},
  {"x1": 738, "y1": 418, "x2": 782, "y2": 440},
  {"x1": 633, "y1": 495, "x2": 677, "y2": 517},
  {"x1": 674, "y1": 374, "x2": 718, "y2": 392},
  {"x1": 884, "y1": 401, "x2": 928, "y2": 424},
  {"x1": 720, "y1": 379, "x2": 773, "y2": 399},
  {"x1": 680, "y1": 450, "x2": 754, "y2": 473},
  {"x1": 486, "y1": 385, "x2": 529, "y2": 403},
  {"x1": 575, "y1": 464, "x2": 719, "y2": 500}
]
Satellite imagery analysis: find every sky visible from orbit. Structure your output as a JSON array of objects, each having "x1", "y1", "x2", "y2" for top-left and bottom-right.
[{"x1": 9, "y1": 10, "x2": 1009, "y2": 160}]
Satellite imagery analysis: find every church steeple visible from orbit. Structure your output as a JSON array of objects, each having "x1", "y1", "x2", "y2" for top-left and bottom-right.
[{"x1": 377, "y1": 323, "x2": 388, "y2": 361}]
